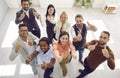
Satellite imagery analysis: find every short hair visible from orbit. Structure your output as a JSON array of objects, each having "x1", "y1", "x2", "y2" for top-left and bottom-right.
[
  {"x1": 75, "y1": 14, "x2": 84, "y2": 20},
  {"x1": 21, "y1": 0, "x2": 29, "y2": 4},
  {"x1": 39, "y1": 37, "x2": 50, "y2": 46},
  {"x1": 58, "y1": 31, "x2": 69, "y2": 43},
  {"x1": 102, "y1": 31, "x2": 110, "y2": 37},
  {"x1": 18, "y1": 23, "x2": 27, "y2": 29}
]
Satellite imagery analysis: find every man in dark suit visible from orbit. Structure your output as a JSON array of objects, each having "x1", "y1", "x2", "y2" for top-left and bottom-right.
[{"x1": 15, "y1": 0, "x2": 43, "y2": 38}]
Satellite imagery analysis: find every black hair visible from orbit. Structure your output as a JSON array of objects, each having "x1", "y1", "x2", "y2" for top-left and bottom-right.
[
  {"x1": 21, "y1": 0, "x2": 29, "y2": 4},
  {"x1": 45, "y1": 4, "x2": 56, "y2": 18},
  {"x1": 58, "y1": 31, "x2": 69, "y2": 43},
  {"x1": 18, "y1": 23, "x2": 27, "y2": 29},
  {"x1": 102, "y1": 31, "x2": 110, "y2": 37},
  {"x1": 75, "y1": 14, "x2": 84, "y2": 20},
  {"x1": 39, "y1": 37, "x2": 50, "y2": 46}
]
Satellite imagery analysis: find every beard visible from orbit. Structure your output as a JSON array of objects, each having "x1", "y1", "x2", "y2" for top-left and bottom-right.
[
  {"x1": 98, "y1": 41, "x2": 106, "y2": 46},
  {"x1": 23, "y1": 7, "x2": 29, "y2": 11}
]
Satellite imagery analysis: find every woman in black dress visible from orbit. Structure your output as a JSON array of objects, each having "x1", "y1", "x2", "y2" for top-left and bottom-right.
[{"x1": 45, "y1": 4, "x2": 56, "y2": 43}]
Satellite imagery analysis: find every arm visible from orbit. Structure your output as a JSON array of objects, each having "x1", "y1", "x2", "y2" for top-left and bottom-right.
[
  {"x1": 9, "y1": 41, "x2": 20, "y2": 61},
  {"x1": 46, "y1": 58, "x2": 56, "y2": 68},
  {"x1": 29, "y1": 32, "x2": 39, "y2": 45},
  {"x1": 32, "y1": 9, "x2": 43, "y2": 26},
  {"x1": 87, "y1": 21, "x2": 97, "y2": 31},
  {"x1": 15, "y1": 11, "x2": 25, "y2": 24},
  {"x1": 70, "y1": 27, "x2": 82, "y2": 42},
  {"x1": 84, "y1": 40, "x2": 98, "y2": 51},
  {"x1": 53, "y1": 41, "x2": 62, "y2": 62},
  {"x1": 107, "y1": 47, "x2": 115, "y2": 70},
  {"x1": 69, "y1": 41, "x2": 77, "y2": 59},
  {"x1": 26, "y1": 50, "x2": 39, "y2": 64}
]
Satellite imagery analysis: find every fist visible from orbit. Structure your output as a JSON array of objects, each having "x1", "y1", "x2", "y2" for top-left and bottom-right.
[
  {"x1": 88, "y1": 45, "x2": 95, "y2": 51},
  {"x1": 72, "y1": 53, "x2": 77, "y2": 59},
  {"x1": 28, "y1": 40, "x2": 34, "y2": 46},
  {"x1": 57, "y1": 56, "x2": 62, "y2": 62},
  {"x1": 102, "y1": 49, "x2": 110, "y2": 58}
]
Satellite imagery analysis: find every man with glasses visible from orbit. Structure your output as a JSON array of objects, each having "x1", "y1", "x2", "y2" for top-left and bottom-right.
[{"x1": 9, "y1": 23, "x2": 39, "y2": 75}]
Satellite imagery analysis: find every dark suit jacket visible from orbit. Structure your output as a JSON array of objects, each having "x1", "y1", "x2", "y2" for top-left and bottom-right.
[{"x1": 15, "y1": 8, "x2": 41, "y2": 38}]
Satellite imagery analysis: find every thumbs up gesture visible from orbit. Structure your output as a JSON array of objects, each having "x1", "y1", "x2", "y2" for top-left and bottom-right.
[
  {"x1": 19, "y1": 12, "x2": 25, "y2": 20},
  {"x1": 41, "y1": 61, "x2": 47, "y2": 70},
  {"x1": 102, "y1": 46, "x2": 110, "y2": 58},
  {"x1": 77, "y1": 31, "x2": 82, "y2": 41}
]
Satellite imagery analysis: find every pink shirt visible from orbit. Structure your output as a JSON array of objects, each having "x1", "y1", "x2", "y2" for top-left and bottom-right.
[{"x1": 53, "y1": 41, "x2": 75, "y2": 59}]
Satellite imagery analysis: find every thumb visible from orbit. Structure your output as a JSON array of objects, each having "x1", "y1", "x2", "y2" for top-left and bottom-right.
[
  {"x1": 87, "y1": 21, "x2": 90, "y2": 25},
  {"x1": 43, "y1": 61, "x2": 46, "y2": 64},
  {"x1": 77, "y1": 31, "x2": 80, "y2": 34}
]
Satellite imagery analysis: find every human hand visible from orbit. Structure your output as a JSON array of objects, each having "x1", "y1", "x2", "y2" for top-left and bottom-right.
[
  {"x1": 102, "y1": 49, "x2": 110, "y2": 59},
  {"x1": 28, "y1": 40, "x2": 34, "y2": 46},
  {"x1": 88, "y1": 45, "x2": 95, "y2": 51},
  {"x1": 32, "y1": 10, "x2": 39, "y2": 17},
  {"x1": 41, "y1": 61, "x2": 47, "y2": 70},
  {"x1": 77, "y1": 31, "x2": 82, "y2": 41},
  {"x1": 26, "y1": 55, "x2": 32, "y2": 64},
  {"x1": 19, "y1": 12, "x2": 25, "y2": 20},
  {"x1": 72, "y1": 53, "x2": 77, "y2": 59},
  {"x1": 57, "y1": 56, "x2": 62, "y2": 62},
  {"x1": 15, "y1": 42, "x2": 21, "y2": 53}
]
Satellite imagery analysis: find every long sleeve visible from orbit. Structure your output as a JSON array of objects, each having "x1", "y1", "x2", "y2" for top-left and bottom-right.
[
  {"x1": 28, "y1": 32, "x2": 39, "y2": 45},
  {"x1": 9, "y1": 41, "x2": 19, "y2": 61},
  {"x1": 69, "y1": 41, "x2": 76, "y2": 54},
  {"x1": 107, "y1": 47, "x2": 115, "y2": 70},
  {"x1": 53, "y1": 41, "x2": 60, "y2": 59},
  {"x1": 15, "y1": 11, "x2": 22, "y2": 24}
]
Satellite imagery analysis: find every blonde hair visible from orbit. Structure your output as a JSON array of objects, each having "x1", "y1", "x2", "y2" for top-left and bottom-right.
[{"x1": 60, "y1": 11, "x2": 68, "y2": 20}]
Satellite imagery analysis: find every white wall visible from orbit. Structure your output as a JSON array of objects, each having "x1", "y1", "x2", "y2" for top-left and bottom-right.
[
  {"x1": 0, "y1": 0, "x2": 8, "y2": 25},
  {"x1": 92, "y1": 0, "x2": 120, "y2": 8},
  {"x1": 39, "y1": 0, "x2": 74, "y2": 8}
]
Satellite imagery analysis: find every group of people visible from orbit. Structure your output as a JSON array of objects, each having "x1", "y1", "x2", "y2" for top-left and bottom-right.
[{"x1": 9, "y1": 0, "x2": 115, "y2": 78}]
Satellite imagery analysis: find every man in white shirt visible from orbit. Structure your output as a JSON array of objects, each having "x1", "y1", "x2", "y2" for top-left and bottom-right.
[{"x1": 9, "y1": 23, "x2": 39, "y2": 75}]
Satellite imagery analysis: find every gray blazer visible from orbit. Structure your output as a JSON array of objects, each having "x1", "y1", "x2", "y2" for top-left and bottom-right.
[{"x1": 9, "y1": 32, "x2": 39, "y2": 63}]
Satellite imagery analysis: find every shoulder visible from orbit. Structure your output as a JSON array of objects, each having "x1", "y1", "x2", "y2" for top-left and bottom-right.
[{"x1": 16, "y1": 9, "x2": 23, "y2": 14}]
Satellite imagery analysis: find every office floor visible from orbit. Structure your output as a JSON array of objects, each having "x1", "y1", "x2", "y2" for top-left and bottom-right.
[{"x1": 0, "y1": 7, "x2": 120, "y2": 78}]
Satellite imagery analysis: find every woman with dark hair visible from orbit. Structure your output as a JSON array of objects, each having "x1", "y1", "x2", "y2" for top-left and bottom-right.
[
  {"x1": 53, "y1": 31, "x2": 77, "y2": 77},
  {"x1": 45, "y1": 4, "x2": 56, "y2": 43}
]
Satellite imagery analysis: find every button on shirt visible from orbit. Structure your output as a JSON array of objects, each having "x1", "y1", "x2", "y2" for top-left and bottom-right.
[{"x1": 36, "y1": 47, "x2": 54, "y2": 65}]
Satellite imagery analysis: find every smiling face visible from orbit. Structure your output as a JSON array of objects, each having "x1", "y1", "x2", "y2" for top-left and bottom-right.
[
  {"x1": 21, "y1": 1, "x2": 30, "y2": 11},
  {"x1": 19, "y1": 26, "x2": 28, "y2": 38},
  {"x1": 48, "y1": 7, "x2": 54, "y2": 15},
  {"x1": 99, "y1": 32, "x2": 109, "y2": 46},
  {"x1": 39, "y1": 41, "x2": 49, "y2": 53},
  {"x1": 75, "y1": 17, "x2": 84, "y2": 28},
  {"x1": 60, "y1": 34, "x2": 69, "y2": 45}
]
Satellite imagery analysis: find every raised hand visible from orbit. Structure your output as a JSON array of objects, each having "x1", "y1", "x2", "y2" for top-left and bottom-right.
[
  {"x1": 32, "y1": 10, "x2": 39, "y2": 17},
  {"x1": 26, "y1": 55, "x2": 32, "y2": 64},
  {"x1": 72, "y1": 53, "x2": 77, "y2": 59},
  {"x1": 41, "y1": 61, "x2": 47, "y2": 70},
  {"x1": 15, "y1": 42, "x2": 21, "y2": 53},
  {"x1": 28, "y1": 40, "x2": 34, "y2": 46},
  {"x1": 19, "y1": 12, "x2": 25, "y2": 20},
  {"x1": 102, "y1": 46, "x2": 110, "y2": 58},
  {"x1": 77, "y1": 31, "x2": 82, "y2": 41},
  {"x1": 88, "y1": 45, "x2": 96, "y2": 51}
]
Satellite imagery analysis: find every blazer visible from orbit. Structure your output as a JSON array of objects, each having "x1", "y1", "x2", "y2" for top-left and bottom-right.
[
  {"x1": 9, "y1": 32, "x2": 39, "y2": 63},
  {"x1": 15, "y1": 8, "x2": 40, "y2": 31}
]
